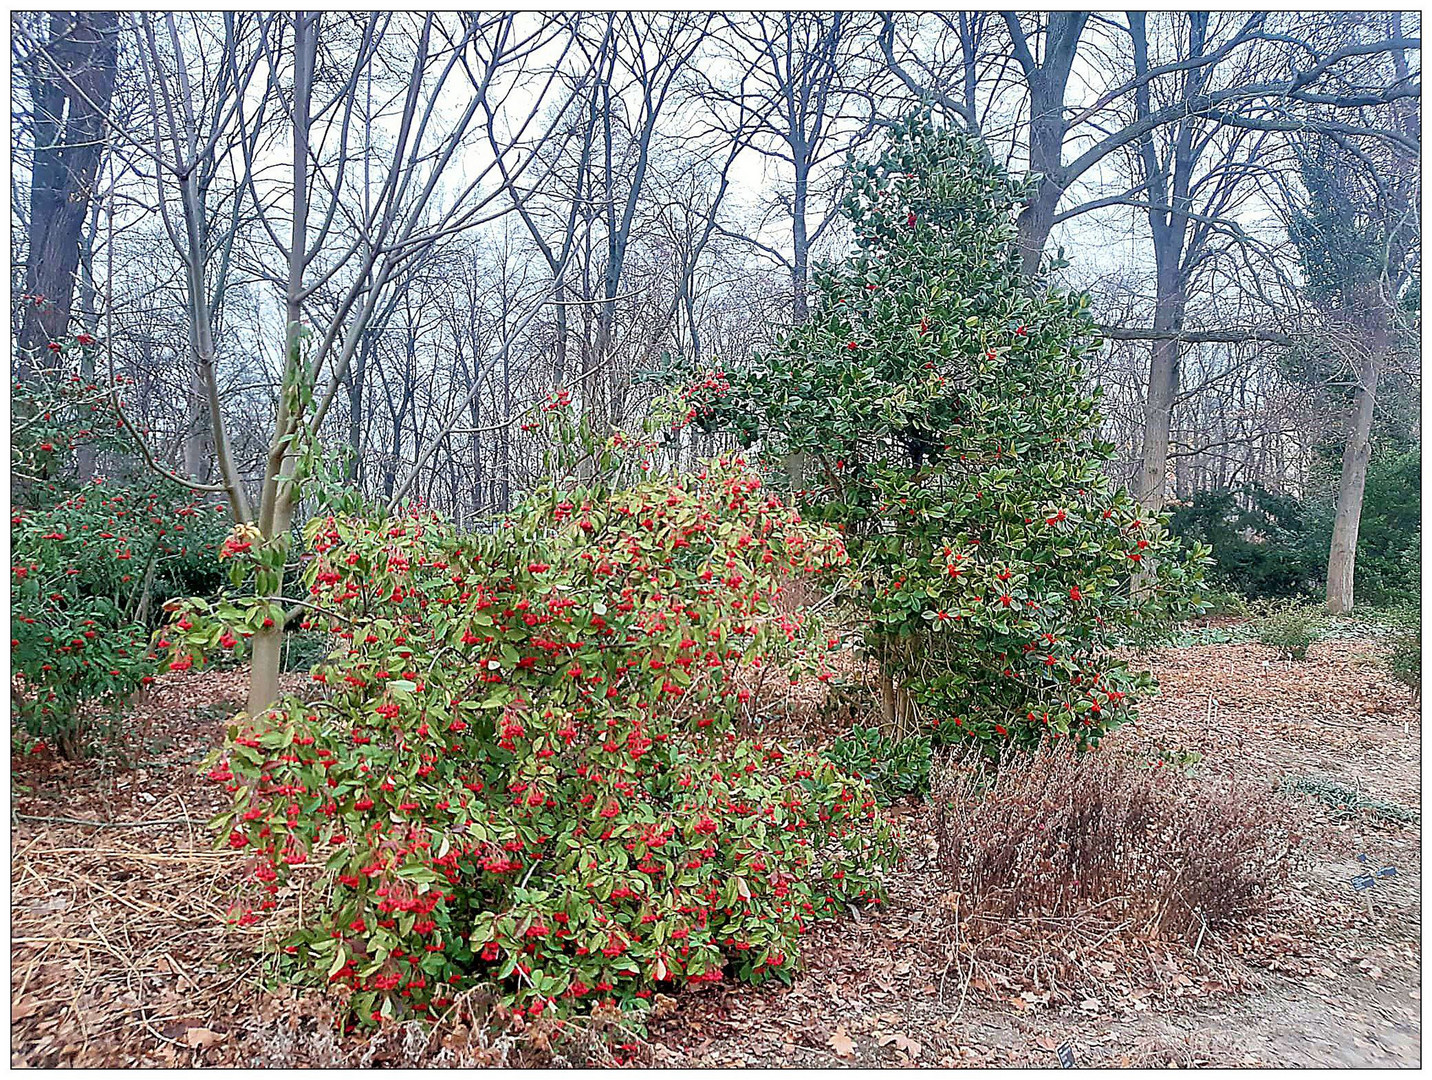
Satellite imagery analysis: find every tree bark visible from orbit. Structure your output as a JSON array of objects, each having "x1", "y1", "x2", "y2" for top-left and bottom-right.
[
  {"x1": 1136, "y1": 274, "x2": 1186, "y2": 511},
  {"x1": 75, "y1": 203, "x2": 101, "y2": 481},
  {"x1": 1326, "y1": 289, "x2": 1389, "y2": 613},
  {"x1": 248, "y1": 11, "x2": 316, "y2": 717},
  {"x1": 345, "y1": 332, "x2": 369, "y2": 485},
  {"x1": 19, "y1": 11, "x2": 119, "y2": 368},
  {"x1": 1016, "y1": 95, "x2": 1066, "y2": 276},
  {"x1": 183, "y1": 369, "x2": 211, "y2": 481},
  {"x1": 791, "y1": 157, "x2": 810, "y2": 322},
  {"x1": 1004, "y1": 13, "x2": 1087, "y2": 276}
]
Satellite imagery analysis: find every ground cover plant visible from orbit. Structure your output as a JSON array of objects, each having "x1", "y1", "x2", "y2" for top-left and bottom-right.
[
  {"x1": 1281, "y1": 775, "x2": 1420, "y2": 826},
  {"x1": 826, "y1": 725, "x2": 932, "y2": 806},
  {"x1": 165, "y1": 418, "x2": 896, "y2": 1026}
]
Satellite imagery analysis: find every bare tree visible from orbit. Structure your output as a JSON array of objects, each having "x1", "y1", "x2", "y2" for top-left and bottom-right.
[
  {"x1": 877, "y1": 12, "x2": 1014, "y2": 135},
  {"x1": 1123, "y1": 13, "x2": 1293, "y2": 510},
  {"x1": 886, "y1": 12, "x2": 1418, "y2": 274},
  {"x1": 19, "y1": 12, "x2": 1421, "y2": 640},
  {"x1": 112, "y1": 12, "x2": 584, "y2": 711},
  {"x1": 14, "y1": 11, "x2": 120, "y2": 368},
  {"x1": 713, "y1": 12, "x2": 881, "y2": 323}
]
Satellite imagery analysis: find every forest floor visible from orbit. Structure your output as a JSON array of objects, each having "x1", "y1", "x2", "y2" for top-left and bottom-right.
[{"x1": 9, "y1": 633, "x2": 1422, "y2": 1068}]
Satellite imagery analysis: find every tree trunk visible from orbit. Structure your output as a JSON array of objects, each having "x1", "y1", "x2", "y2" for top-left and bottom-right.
[
  {"x1": 878, "y1": 662, "x2": 897, "y2": 730},
  {"x1": 876, "y1": 637, "x2": 914, "y2": 738},
  {"x1": 501, "y1": 339, "x2": 512, "y2": 512},
  {"x1": 75, "y1": 204, "x2": 100, "y2": 481},
  {"x1": 464, "y1": 345, "x2": 483, "y2": 519},
  {"x1": 132, "y1": 551, "x2": 159, "y2": 626},
  {"x1": 19, "y1": 11, "x2": 119, "y2": 368},
  {"x1": 177, "y1": 165, "x2": 244, "y2": 520},
  {"x1": 345, "y1": 332, "x2": 369, "y2": 485},
  {"x1": 552, "y1": 276, "x2": 569, "y2": 385},
  {"x1": 1014, "y1": 123, "x2": 1062, "y2": 278},
  {"x1": 791, "y1": 161, "x2": 810, "y2": 323},
  {"x1": 1131, "y1": 12, "x2": 1208, "y2": 517},
  {"x1": 784, "y1": 451, "x2": 807, "y2": 503},
  {"x1": 1005, "y1": 13, "x2": 1088, "y2": 276},
  {"x1": 382, "y1": 340, "x2": 415, "y2": 503},
  {"x1": 246, "y1": 579, "x2": 287, "y2": 715},
  {"x1": 183, "y1": 368, "x2": 211, "y2": 481},
  {"x1": 1137, "y1": 275, "x2": 1186, "y2": 512},
  {"x1": 1326, "y1": 347, "x2": 1384, "y2": 613},
  {"x1": 248, "y1": 11, "x2": 316, "y2": 717}
]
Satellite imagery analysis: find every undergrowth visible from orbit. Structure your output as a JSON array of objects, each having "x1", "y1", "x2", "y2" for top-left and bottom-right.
[
  {"x1": 1256, "y1": 602, "x2": 1322, "y2": 661},
  {"x1": 1281, "y1": 775, "x2": 1420, "y2": 827},
  {"x1": 926, "y1": 744, "x2": 1299, "y2": 1006}
]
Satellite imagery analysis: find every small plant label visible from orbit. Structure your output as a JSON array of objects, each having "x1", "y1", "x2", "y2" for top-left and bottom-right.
[
  {"x1": 1057, "y1": 1043, "x2": 1075, "y2": 1068},
  {"x1": 1350, "y1": 873, "x2": 1377, "y2": 891},
  {"x1": 1377, "y1": 865, "x2": 1397, "y2": 878}
]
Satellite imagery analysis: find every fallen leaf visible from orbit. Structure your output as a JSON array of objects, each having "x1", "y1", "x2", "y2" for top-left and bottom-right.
[
  {"x1": 184, "y1": 1028, "x2": 225, "y2": 1050},
  {"x1": 829, "y1": 1028, "x2": 856, "y2": 1059},
  {"x1": 878, "y1": 1032, "x2": 923, "y2": 1059},
  {"x1": 1079, "y1": 997, "x2": 1101, "y2": 1013}
]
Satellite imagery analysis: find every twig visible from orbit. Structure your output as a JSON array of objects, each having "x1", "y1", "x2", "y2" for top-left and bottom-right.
[
  {"x1": 12, "y1": 813, "x2": 194, "y2": 828},
  {"x1": 1310, "y1": 714, "x2": 1361, "y2": 729},
  {"x1": 14, "y1": 847, "x2": 224, "y2": 861},
  {"x1": 13, "y1": 939, "x2": 53, "y2": 1001},
  {"x1": 178, "y1": 795, "x2": 196, "y2": 850}
]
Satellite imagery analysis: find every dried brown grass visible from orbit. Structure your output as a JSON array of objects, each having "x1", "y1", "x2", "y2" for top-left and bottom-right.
[
  {"x1": 929, "y1": 744, "x2": 1301, "y2": 1009},
  {"x1": 934, "y1": 744, "x2": 1297, "y2": 936}
]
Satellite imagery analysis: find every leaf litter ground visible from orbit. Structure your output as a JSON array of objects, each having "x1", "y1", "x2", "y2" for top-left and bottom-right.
[{"x1": 9, "y1": 637, "x2": 1421, "y2": 1067}]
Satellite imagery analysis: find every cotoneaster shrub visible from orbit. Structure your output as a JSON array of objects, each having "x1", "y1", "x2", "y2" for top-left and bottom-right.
[
  {"x1": 683, "y1": 115, "x2": 1206, "y2": 756},
  {"x1": 171, "y1": 426, "x2": 895, "y2": 1026}
]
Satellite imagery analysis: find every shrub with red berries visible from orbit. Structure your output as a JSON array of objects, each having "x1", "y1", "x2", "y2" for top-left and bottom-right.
[
  {"x1": 11, "y1": 341, "x2": 229, "y2": 758},
  {"x1": 682, "y1": 115, "x2": 1208, "y2": 755},
  {"x1": 178, "y1": 432, "x2": 894, "y2": 1025}
]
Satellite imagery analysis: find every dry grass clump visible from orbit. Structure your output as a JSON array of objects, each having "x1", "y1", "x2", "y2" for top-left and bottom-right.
[
  {"x1": 929, "y1": 745, "x2": 1301, "y2": 1007},
  {"x1": 933, "y1": 745, "x2": 1297, "y2": 938}
]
